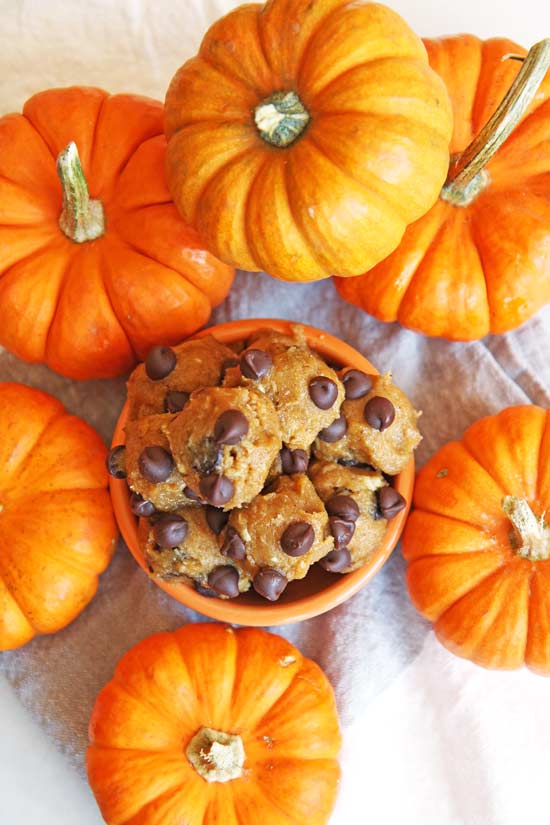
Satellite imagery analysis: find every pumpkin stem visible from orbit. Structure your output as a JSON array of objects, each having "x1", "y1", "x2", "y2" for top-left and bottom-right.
[
  {"x1": 186, "y1": 726, "x2": 245, "y2": 783},
  {"x1": 254, "y1": 91, "x2": 310, "y2": 147},
  {"x1": 502, "y1": 496, "x2": 550, "y2": 561},
  {"x1": 441, "y1": 38, "x2": 550, "y2": 207},
  {"x1": 57, "y1": 142, "x2": 105, "y2": 243}
]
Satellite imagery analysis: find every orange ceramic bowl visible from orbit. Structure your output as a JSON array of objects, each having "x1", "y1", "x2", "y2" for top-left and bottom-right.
[{"x1": 110, "y1": 319, "x2": 414, "y2": 625}]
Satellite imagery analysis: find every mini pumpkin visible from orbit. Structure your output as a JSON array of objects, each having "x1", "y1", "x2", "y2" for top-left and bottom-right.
[
  {"x1": 0, "y1": 87, "x2": 234, "y2": 380},
  {"x1": 164, "y1": 0, "x2": 453, "y2": 282},
  {"x1": 403, "y1": 405, "x2": 550, "y2": 674},
  {"x1": 87, "y1": 623, "x2": 341, "y2": 824},
  {"x1": 336, "y1": 36, "x2": 550, "y2": 339},
  {"x1": 0, "y1": 383, "x2": 117, "y2": 650}
]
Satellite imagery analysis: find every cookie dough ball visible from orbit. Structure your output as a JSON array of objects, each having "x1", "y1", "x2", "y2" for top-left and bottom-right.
[
  {"x1": 125, "y1": 414, "x2": 199, "y2": 512},
  {"x1": 228, "y1": 474, "x2": 333, "y2": 599},
  {"x1": 309, "y1": 460, "x2": 390, "y2": 572},
  {"x1": 314, "y1": 372, "x2": 421, "y2": 475},
  {"x1": 139, "y1": 508, "x2": 250, "y2": 598},
  {"x1": 127, "y1": 335, "x2": 237, "y2": 421},
  {"x1": 166, "y1": 387, "x2": 282, "y2": 510},
  {"x1": 224, "y1": 328, "x2": 344, "y2": 451}
]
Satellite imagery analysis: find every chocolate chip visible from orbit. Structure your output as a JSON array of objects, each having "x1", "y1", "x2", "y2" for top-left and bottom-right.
[
  {"x1": 378, "y1": 487, "x2": 406, "y2": 519},
  {"x1": 208, "y1": 565, "x2": 240, "y2": 598},
  {"x1": 342, "y1": 369, "x2": 373, "y2": 400},
  {"x1": 364, "y1": 396, "x2": 395, "y2": 431},
  {"x1": 214, "y1": 409, "x2": 249, "y2": 446},
  {"x1": 221, "y1": 527, "x2": 246, "y2": 560},
  {"x1": 329, "y1": 517, "x2": 355, "y2": 549},
  {"x1": 253, "y1": 568, "x2": 288, "y2": 601},
  {"x1": 205, "y1": 506, "x2": 229, "y2": 534},
  {"x1": 106, "y1": 445, "x2": 126, "y2": 478},
  {"x1": 193, "y1": 581, "x2": 218, "y2": 598},
  {"x1": 138, "y1": 445, "x2": 174, "y2": 483},
  {"x1": 164, "y1": 390, "x2": 189, "y2": 413},
  {"x1": 325, "y1": 494, "x2": 360, "y2": 523},
  {"x1": 319, "y1": 548, "x2": 352, "y2": 573},
  {"x1": 317, "y1": 414, "x2": 347, "y2": 443},
  {"x1": 183, "y1": 485, "x2": 202, "y2": 502},
  {"x1": 280, "y1": 521, "x2": 315, "y2": 556},
  {"x1": 240, "y1": 349, "x2": 273, "y2": 380},
  {"x1": 199, "y1": 474, "x2": 234, "y2": 506},
  {"x1": 308, "y1": 377, "x2": 338, "y2": 410},
  {"x1": 129, "y1": 492, "x2": 155, "y2": 517},
  {"x1": 280, "y1": 447, "x2": 309, "y2": 475},
  {"x1": 153, "y1": 514, "x2": 188, "y2": 547},
  {"x1": 193, "y1": 441, "x2": 223, "y2": 475},
  {"x1": 145, "y1": 346, "x2": 177, "y2": 380}
]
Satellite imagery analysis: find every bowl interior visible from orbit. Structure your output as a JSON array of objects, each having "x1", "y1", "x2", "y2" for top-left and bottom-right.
[{"x1": 110, "y1": 319, "x2": 414, "y2": 625}]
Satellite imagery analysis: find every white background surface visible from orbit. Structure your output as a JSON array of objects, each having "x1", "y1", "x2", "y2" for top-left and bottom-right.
[{"x1": 1, "y1": 1, "x2": 550, "y2": 824}]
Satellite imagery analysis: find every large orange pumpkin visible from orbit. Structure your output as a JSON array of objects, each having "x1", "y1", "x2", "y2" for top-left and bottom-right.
[
  {"x1": 164, "y1": 0, "x2": 453, "y2": 282},
  {"x1": 0, "y1": 87, "x2": 234, "y2": 380},
  {"x1": 88, "y1": 623, "x2": 341, "y2": 824},
  {"x1": 403, "y1": 406, "x2": 550, "y2": 674},
  {"x1": 0, "y1": 383, "x2": 117, "y2": 650},
  {"x1": 336, "y1": 36, "x2": 550, "y2": 339}
]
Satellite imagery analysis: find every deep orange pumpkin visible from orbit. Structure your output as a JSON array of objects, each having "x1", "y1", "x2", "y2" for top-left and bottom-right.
[
  {"x1": 164, "y1": 0, "x2": 452, "y2": 282},
  {"x1": 336, "y1": 36, "x2": 550, "y2": 339},
  {"x1": 0, "y1": 383, "x2": 117, "y2": 650},
  {"x1": 87, "y1": 623, "x2": 341, "y2": 824},
  {"x1": 0, "y1": 87, "x2": 234, "y2": 380},
  {"x1": 403, "y1": 406, "x2": 550, "y2": 674}
]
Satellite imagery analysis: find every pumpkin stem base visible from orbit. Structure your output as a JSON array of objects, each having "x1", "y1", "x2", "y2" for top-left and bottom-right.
[
  {"x1": 186, "y1": 726, "x2": 245, "y2": 783},
  {"x1": 57, "y1": 142, "x2": 105, "y2": 243},
  {"x1": 254, "y1": 91, "x2": 310, "y2": 148},
  {"x1": 502, "y1": 496, "x2": 550, "y2": 561},
  {"x1": 441, "y1": 164, "x2": 490, "y2": 207}
]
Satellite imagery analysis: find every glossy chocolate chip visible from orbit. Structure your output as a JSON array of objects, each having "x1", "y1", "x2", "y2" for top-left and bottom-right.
[
  {"x1": 214, "y1": 409, "x2": 249, "y2": 446},
  {"x1": 129, "y1": 492, "x2": 155, "y2": 517},
  {"x1": 325, "y1": 494, "x2": 360, "y2": 523},
  {"x1": 199, "y1": 473, "x2": 234, "y2": 506},
  {"x1": 138, "y1": 445, "x2": 174, "y2": 483},
  {"x1": 106, "y1": 445, "x2": 126, "y2": 478},
  {"x1": 319, "y1": 548, "x2": 352, "y2": 573},
  {"x1": 240, "y1": 349, "x2": 273, "y2": 380},
  {"x1": 342, "y1": 369, "x2": 373, "y2": 400},
  {"x1": 280, "y1": 521, "x2": 315, "y2": 556},
  {"x1": 329, "y1": 517, "x2": 355, "y2": 550},
  {"x1": 205, "y1": 506, "x2": 229, "y2": 535},
  {"x1": 164, "y1": 390, "x2": 189, "y2": 413},
  {"x1": 317, "y1": 414, "x2": 347, "y2": 443},
  {"x1": 308, "y1": 377, "x2": 338, "y2": 410},
  {"x1": 221, "y1": 527, "x2": 246, "y2": 560},
  {"x1": 208, "y1": 565, "x2": 240, "y2": 598},
  {"x1": 378, "y1": 486, "x2": 406, "y2": 519},
  {"x1": 183, "y1": 485, "x2": 202, "y2": 502},
  {"x1": 153, "y1": 514, "x2": 188, "y2": 548},
  {"x1": 364, "y1": 396, "x2": 395, "y2": 431},
  {"x1": 145, "y1": 345, "x2": 177, "y2": 380},
  {"x1": 253, "y1": 568, "x2": 288, "y2": 601},
  {"x1": 280, "y1": 447, "x2": 309, "y2": 475}
]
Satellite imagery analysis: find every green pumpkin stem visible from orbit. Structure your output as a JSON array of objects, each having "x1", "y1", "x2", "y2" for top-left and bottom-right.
[
  {"x1": 57, "y1": 141, "x2": 105, "y2": 243},
  {"x1": 254, "y1": 91, "x2": 310, "y2": 148},
  {"x1": 441, "y1": 38, "x2": 550, "y2": 207},
  {"x1": 502, "y1": 496, "x2": 550, "y2": 561}
]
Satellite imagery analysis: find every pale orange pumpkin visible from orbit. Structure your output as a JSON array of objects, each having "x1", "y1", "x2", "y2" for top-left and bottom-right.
[
  {"x1": 0, "y1": 87, "x2": 234, "y2": 380},
  {"x1": 403, "y1": 406, "x2": 550, "y2": 674},
  {"x1": 0, "y1": 383, "x2": 117, "y2": 650},
  {"x1": 165, "y1": 0, "x2": 453, "y2": 282},
  {"x1": 87, "y1": 623, "x2": 341, "y2": 824}
]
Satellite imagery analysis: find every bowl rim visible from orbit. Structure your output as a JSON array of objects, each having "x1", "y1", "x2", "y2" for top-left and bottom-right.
[{"x1": 110, "y1": 318, "x2": 414, "y2": 626}]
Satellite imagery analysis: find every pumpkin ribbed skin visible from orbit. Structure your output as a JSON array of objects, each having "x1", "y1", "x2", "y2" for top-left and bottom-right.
[
  {"x1": 0, "y1": 383, "x2": 117, "y2": 650},
  {"x1": 87, "y1": 624, "x2": 341, "y2": 825},
  {"x1": 403, "y1": 406, "x2": 550, "y2": 674},
  {"x1": 0, "y1": 87, "x2": 234, "y2": 380},
  {"x1": 164, "y1": 0, "x2": 452, "y2": 282},
  {"x1": 336, "y1": 36, "x2": 550, "y2": 339}
]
